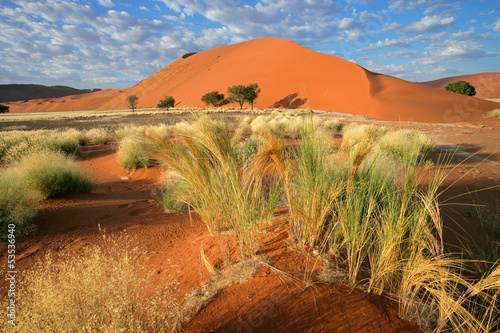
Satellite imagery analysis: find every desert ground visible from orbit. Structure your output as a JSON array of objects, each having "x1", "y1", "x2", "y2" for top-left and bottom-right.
[
  {"x1": 1, "y1": 37, "x2": 500, "y2": 332},
  {"x1": 1, "y1": 107, "x2": 499, "y2": 332}
]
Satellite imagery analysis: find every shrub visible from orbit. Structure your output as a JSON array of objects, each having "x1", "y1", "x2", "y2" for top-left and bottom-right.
[
  {"x1": 201, "y1": 91, "x2": 225, "y2": 107},
  {"x1": 7, "y1": 234, "x2": 179, "y2": 332},
  {"x1": 0, "y1": 104, "x2": 9, "y2": 113},
  {"x1": 445, "y1": 81, "x2": 477, "y2": 96},
  {"x1": 157, "y1": 96, "x2": 175, "y2": 110}
]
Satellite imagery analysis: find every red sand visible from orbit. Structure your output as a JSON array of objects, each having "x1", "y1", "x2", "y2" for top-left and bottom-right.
[
  {"x1": 420, "y1": 72, "x2": 500, "y2": 99},
  {"x1": 5, "y1": 38, "x2": 499, "y2": 122}
]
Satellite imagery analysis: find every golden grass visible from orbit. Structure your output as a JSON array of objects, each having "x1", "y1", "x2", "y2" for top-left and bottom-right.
[{"x1": 4, "y1": 232, "x2": 179, "y2": 332}]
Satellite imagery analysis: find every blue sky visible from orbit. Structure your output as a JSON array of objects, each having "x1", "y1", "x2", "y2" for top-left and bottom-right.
[{"x1": 0, "y1": 0, "x2": 498, "y2": 89}]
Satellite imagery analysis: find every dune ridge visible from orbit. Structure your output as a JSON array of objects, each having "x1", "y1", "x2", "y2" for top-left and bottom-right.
[{"x1": 4, "y1": 38, "x2": 499, "y2": 122}]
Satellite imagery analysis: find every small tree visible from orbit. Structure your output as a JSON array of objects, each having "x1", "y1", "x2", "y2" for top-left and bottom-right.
[
  {"x1": 245, "y1": 83, "x2": 261, "y2": 110},
  {"x1": 227, "y1": 83, "x2": 261, "y2": 110},
  {"x1": 0, "y1": 104, "x2": 9, "y2": 113},
  {"x1": 201, "y1": 91, "x2": 225, "y2": 107},
  {"x1": 227, "y1": 85, "x2": 247, "y2": 109},
  {"x1": 445, "y1": 81, "x2": 476, "y2": 96},
  {"x1": 125, "y1": 94, "x2": 139, "y2": 112},
  {"x1": 157, "y1": 96, "x2": 175, "y2": 110}
]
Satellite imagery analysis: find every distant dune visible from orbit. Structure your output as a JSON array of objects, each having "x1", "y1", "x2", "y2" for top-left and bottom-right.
[
  {"x1": 4, "y1": 38, "x2": 499, "y2": 122},
  {"x1": 419, "y1": 72, "x2": 500, "y2": 99},
  {"x1": 4, "y1": 89, "x2": 121, "y2": 113},
  {"x1": 0, "y1": 84, "x2": 102, "y2": 103}
]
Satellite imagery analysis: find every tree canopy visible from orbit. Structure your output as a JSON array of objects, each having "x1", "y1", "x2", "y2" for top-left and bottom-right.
[
  {"x1": 0, "y1": 104, "x2": 9, "y2": 113},
  {"x1": 227, "y1": 83, "x2": 261, "y2": 109},
  {"x1": 157, "y1": 96, "x2": 175, "y2": 110},
  {"x1": 125, "y1": 94, "x2": 139, "y2": 112},
  {"x1": 445, "y1": 81, "x2": 477, "y2": 97},
  {"x1": 201, "y1": 91, "x2": 225, "y2": 107}
]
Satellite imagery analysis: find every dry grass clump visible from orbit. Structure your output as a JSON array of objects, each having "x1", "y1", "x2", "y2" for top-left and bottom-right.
[
  {"x1": 85, "y1": 127, "x2": 109, "y2": 145},
  {"x1": 250, "y1": 114, "x2": 343, "y2": 137},
  {"x1": 117, "y1": 135, "x2": 152, "y2": 170},
  {"x1": 115, "y1": 124, "x2": 174, "y2": 170},
  {"x1": 146, "y1": 115, "x2": 496, "y2": 331},
  {"x1": 149, "y1": 115, "x2": 281, "y2": 256},
  {"x1": 485, "y1": 109, "x2": 500, "y2": 119},
  {"x1": 0, "y1": 149, "x2": 92, "y2": 237},
  {"x1": 0, "y1": 176, "x2": 41, "y2": 237},
  {"x1": 377, "y1": 128, "x2": 434, "y2": 162},
  {"x1": 251, "y1": 119, "x2": 497, "y2": 331},
  {"x1": 0, "y1": 128, "x2": 86, "y2": 165},
  {"x1": 6, "y1": 233, "x2": 179, "y2": 332}
]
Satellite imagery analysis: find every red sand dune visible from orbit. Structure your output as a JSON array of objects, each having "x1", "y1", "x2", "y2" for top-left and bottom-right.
[
  {"x1": 5, "y1": 38, "x2": 499, "y2": 122},
  {"x1": 4, "y1": 88, "x2": 121, "y2": 113},
  {"x1": 420, "y1": 72, "x2": 500, "y2": 99},
  {"x1": 0, "y1": 84, "x2": 102, "y2": 103}
]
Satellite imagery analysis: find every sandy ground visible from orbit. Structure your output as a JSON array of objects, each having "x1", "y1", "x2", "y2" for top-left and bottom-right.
[{"x1": 1, "y1": 111, "x2": 499, "y2": 332}]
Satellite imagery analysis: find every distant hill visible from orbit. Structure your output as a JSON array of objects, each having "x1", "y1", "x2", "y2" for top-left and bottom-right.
[
  {"x1": 4, "y1": 38, "x2": 499, "y2": 122},
  {"x1": 0, "y1": 84, "x2": 102, "y2": 103},
  {"x1": 419, "y1": 73, "x2": 500, "y2": 99}
]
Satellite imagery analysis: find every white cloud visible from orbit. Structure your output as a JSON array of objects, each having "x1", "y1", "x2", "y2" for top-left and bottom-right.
[
  {"x1": 12, "y1": 0, "x2": 94, "y2": 24},
  {"x1": 361, "y1": 33, "x2": 443, "y2": 51},
  {"x1": 139, "y1": 6, "x2": 151, "y2": 12},
  {"x1": 494, "y1": 18, "x2": 500, "y2": 32},
  {"x1": 97, "y1": 0, "x2": 114, "y2": 7},
  {"x1": 384, "y1": 16, "x2": 455, "y2": 34},
  {"x1": 389, "y1": 0, "x2": 428, "y2": 11},
  {"x1": 435, "y1": 40, "x2": 498, "y2": 60}
]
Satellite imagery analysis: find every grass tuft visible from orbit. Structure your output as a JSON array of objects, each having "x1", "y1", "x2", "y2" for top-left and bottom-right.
[{"x1": 485, "y1": 109, "x2": 500, "y2": 119}]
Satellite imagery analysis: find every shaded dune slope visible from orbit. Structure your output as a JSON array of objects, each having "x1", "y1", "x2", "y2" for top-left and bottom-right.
[
  {"x1": 5, "y1": 89, "x2": 121, "y2": 113},
  {"x1": 0, "y1": 84, "x2": 102, "y2": 103},
  {"x1": 5, "y1": 38, "x2": 499, "y2": 122}
]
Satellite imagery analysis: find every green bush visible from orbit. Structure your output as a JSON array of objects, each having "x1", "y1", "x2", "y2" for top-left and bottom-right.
[
  {"x1": 445, "y1": 81, "x2": 477, "y2": 96},
  {"x1": 157, "y1": 96, "x2": 175, "y2": 110}
]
